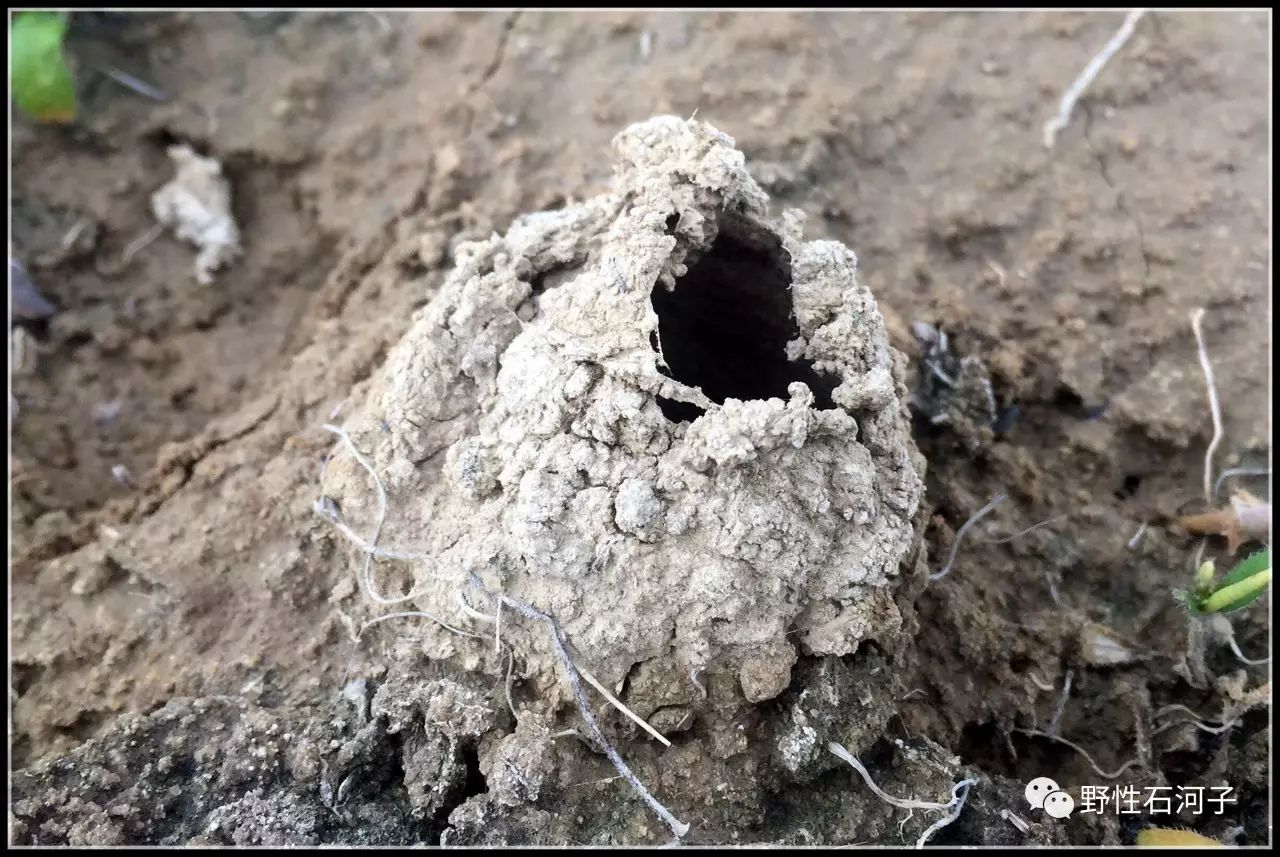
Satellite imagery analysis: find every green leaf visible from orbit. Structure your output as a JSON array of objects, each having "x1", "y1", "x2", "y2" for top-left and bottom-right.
[
  {"x1": 1218, "y1": 548, "x2": 1270, "y2": 590},
  {"x1": 1179, "y1": 549, "x2": 1271, "y2": 615},
  {"x1": 10, "y1": 11, "x2": 77, "y2": 123}
]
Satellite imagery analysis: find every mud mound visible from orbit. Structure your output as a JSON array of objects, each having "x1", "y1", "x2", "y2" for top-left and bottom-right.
[{"x1": 322, "y1": 117, "x2": 921, "y2": 727}]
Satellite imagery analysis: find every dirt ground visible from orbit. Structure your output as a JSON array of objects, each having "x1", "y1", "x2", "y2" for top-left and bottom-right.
[{"x1": 8, "y1": 10, "x2": 1271, "y2": 846}]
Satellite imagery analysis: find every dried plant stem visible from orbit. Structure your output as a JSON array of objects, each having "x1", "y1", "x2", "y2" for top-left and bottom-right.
[
  {"x1": 1043, "y1": 10, "x2": 1147, "y2": 148},
  {"x1": 577, "y1": 664, "x2": 672, "y2": 748}
]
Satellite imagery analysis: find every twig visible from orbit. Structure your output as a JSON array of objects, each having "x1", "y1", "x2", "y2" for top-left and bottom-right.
[
  {"x1": 1015, "y1": 729, "x2": 1142, "y2": 779},
  {"x1": 1190, "y1": 308, "x2": 1223, "y2": 505},
  {"x1": 1043, "y1": 10, "x2": 1148, "y2": 148},
  {"x1": 1127, "y1": 522, "x2": 1149, "y2": 550},
  {"x1": 470, "y1": 577, "x2": 689, "y2": 839},
  {"x1": 930, "y1": 495, "x2": 1008, "y2": 581},
  {"x1": 577, "y1": 664, "x2": 672, "y2": 748}
]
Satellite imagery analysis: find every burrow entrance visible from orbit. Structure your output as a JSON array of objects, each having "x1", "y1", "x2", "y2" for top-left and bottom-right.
[{"x1": 651, "y1": 212, "x2": 837, "y2": 422}]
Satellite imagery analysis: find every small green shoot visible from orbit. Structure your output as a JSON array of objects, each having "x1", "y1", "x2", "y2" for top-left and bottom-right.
[
  {"x1": 10, "y1": 11, "x2": 77, "y2": 123},
  {"x1": 1177, "y1": 548, "x2": 1271, "y2": 616}
]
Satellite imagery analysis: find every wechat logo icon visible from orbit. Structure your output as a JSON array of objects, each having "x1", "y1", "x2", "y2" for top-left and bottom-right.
[{"x1": 1026, "y1": 776, "x2": 1074, "y2": 819}]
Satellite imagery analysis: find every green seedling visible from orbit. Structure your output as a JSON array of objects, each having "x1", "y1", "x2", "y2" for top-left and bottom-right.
[
  {"x1": 10, "y1": 11, "x2": 77, "y2": 123},
  {"x1": 1177, "y1": 549, "x2": 1271, "y2": 616}
]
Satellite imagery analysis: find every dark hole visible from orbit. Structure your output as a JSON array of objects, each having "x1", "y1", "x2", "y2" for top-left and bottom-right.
[
  {"x1": 1115, "y1": 473, "x2": 1142, "y2": 500},
  {"x1": 993, "y1": 403, "x2": 1022, "y2": 435},
  {"x1": 656, "y1": 396, "x2": 706, "y2": 422},
  {"x1": 1052, "y1": 386, "x2": 1084, "y2": 411},
  {"x1": 957, "y1": 722, "x2": 1012, "y2": 774},
  {"x1": 650, "y1": 212, "x2": 837, "y2": 421},
  {"x1": 458, "y1": 742, "x2": 488, "y2": 803}
]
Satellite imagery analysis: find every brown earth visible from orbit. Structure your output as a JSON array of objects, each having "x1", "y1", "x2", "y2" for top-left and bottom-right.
[{"x1": 8, "y1": 10, "x2": 1271, "y2": 846}]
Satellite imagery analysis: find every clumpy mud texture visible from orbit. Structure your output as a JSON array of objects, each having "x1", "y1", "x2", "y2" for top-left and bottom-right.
[
  {"x1": 150, "y1": 144, "x2": 242, "y2": 285},
  {"x1": 10, "y1": 11, "x2": 1270, "y2": 847},
  {"x1": 322, "y1": 116, "x2": 922, "y2": 724}
]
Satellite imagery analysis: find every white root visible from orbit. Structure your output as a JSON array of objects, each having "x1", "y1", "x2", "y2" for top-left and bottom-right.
[
  {"x1": 931, "y1": 494, "x2": 1008, "y2": 581},
  {"x1": 1045, "y1": 669, "x2": 1074, "y2": 736},
  {"x1": 1190, "y1": 308, "x2": 1224, "y2": 505},
  {"x1": 828, "y1": 742, "x2": 976, "y2": 848},
  {"x1": 827, "y1": 742, "x2": 962, "y2": 812},
  {"x1": 1151, "y1": 703, "x2": 1236, "y2": 736},
  {"x1": 360, "y1": 610, "x2": 485, "y2": 642},
  {"x1": 916, "y1": 779, "x2": 977, "y2": 848},
  {"x1": 981, "y1": 516, "x2": 1064, "y2": 545},
  {"x1": 1015, "y1": 729, "x2": 1142, "y2": 779},
  {"x1": 1214, "y1": 466, "x2": 1271, "y2": 500},
  {"x1": 452, "y1": 590, "x2": 671, "y2": 745},
  {"x1": 320, "y1": 423, "x2": 438, "y2": 603},
  {"x1": 1043, "y1": 10, "x2": 1148, "y2": 148},
  {"x1": 1227, "y1": 635, "x2": 1269, "y2": 667},
  {"x1": 472, "y1": 579, "x2": 690, "y2": 839},
  {"x1": 1210, "y1": 614, "x2": 1270, "y2": 666},
  {"x1": 1127, "y1": 521, "x2": 1149, "y2": 550}
]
